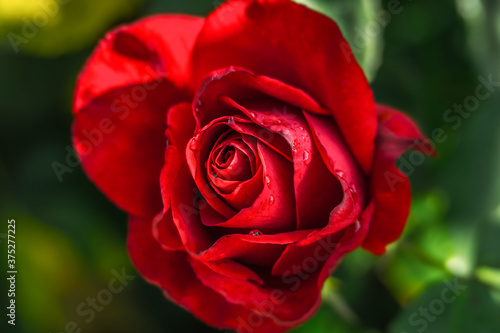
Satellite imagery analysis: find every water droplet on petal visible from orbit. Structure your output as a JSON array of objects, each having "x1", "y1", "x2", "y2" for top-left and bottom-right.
[
  {"x1": 265, "y1": 176, "x2": 271, "y2": 188},
  {"x1": 354, "y1": 220, "x2": 361, "y2": 232},
  {"x1": 249, "y1": 111, "x2": 256, "y2": 118},
  {"x1": 212, "y1": 172, "x2": 218, "y2": 178},
  {"x1": 228, "y1": 117, "x2": 235, "y2": 125},
  {"x1": 194, "y1": 100, "x2": 203, "y2": 112},
  {"x1": 336, "y1": 170, "x2": 345, "y2": 180},
  {"x1": 249, "y1": 230, "x2": 262, "y2": 236},
  {"x1": 263, "y1": 118, "x2": 282, "y2": 126},
  {"x1": 189, "y1": 137, "x2": 200, "y2": 151},
  {"x1": 302, "y1": 150, "x2": 310, "y2": 164},
  {"x1": 268, "y1": 195, "x2": 275, "y2": 205}
]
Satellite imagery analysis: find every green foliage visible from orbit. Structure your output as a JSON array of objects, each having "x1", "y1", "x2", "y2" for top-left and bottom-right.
[
  {"x1": 389, "y1": 281, "x2": 500, "y2": 333},
  {"x1": 0, "y1": 0, "x2": 144, "y2": 56}
]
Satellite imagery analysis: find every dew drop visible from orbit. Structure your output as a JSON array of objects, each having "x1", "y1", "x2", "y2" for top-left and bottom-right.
[
  {"x1": 228, "y1": 117, "x2": 235, "y2": 125},
  {"x1": 212, "y1": 172, "x2": 219, "y2": 178},
  {"x1": 298, "y1": 126, "x2": 304, "y2": 131},
  {"x1": 268, "y1": 195, "x2": 275, "y2": 205},
  {"x1": 265, "y1": 176, "x2": 271, "y2": 188},
  {"x1": 249, "y1": 230, "x2": 262, "y2": 236},
  {"x1": 189, "y1": 137, "x2": 201, "y2": 151},
  {"x1": 194, "y1": 100, "x2": 203, "y2": 112},
  {"x1": 354, "y1": 220, "x2": 361, "y2": 232},
  {"x1": 249, "y1": 111, "x2": 256, "y2": 118},
  {"x1": 302, "y1": 150, "x2": 310, "y2": 164},
  {"x1": 336, "y1": 170, "x2": 345, "y2": 180},
  {"x1": 263, "y1": 118, "x2": 281, "y2": 126}
]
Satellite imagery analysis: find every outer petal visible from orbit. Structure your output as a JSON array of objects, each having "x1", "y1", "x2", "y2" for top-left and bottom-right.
[
  {"x1": 190, "y1": 0, "x2": 376, "y2": 172},
  {"x1": 128, "y1": 215, "x2": 287, "y2": 333},
  {"x1": 74, "y1": 15, "x2": 204, "y2": 111},
  {"x1": 73, "y1": 17, "x2": 203, "y2": 217},
  {"x1": 363, "y1": 105, "x2": 434, "y2": 254},
  {"x1": 73, "y1": 83, "x2": 181, "y2": 217}
]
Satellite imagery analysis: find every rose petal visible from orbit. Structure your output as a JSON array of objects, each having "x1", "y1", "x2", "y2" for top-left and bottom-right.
[
  {"x1": 201, "y1": 259, "x2": 264, "y2": 285},
  {"x1": 213, "y1": 165, "x2": 264, "y2": 210},
  {"x1": 199, "y1": 141, "x2": 295, "y2": 233},
  {"x1": 73, "y1": 83, "x2": 179, "y2": 217},
  {"x1": 152, "y1": 210, "x2": 183, "y2": 251},
  {"x1": 128, "y1": 215, "x2": 288, "y2": 332},
  {"x1": 161, "y1": 102, "x2": 195, "y2": 209},
  {"x1": 73, "y1": 15, "x2": 203, "y2": 217},
  {"x1": 221, "y1": 96, "x2": 344, "y2": 230},
  {"x1": 192, "y1": 67, "x2": 329, "y2": 129},
  {"x1": 191, "y1": 0, "x2": 376, "y2": 172},
  {"x1": 170, "y1": 164, "x2": 216, "y2": 254},
  {"x1": 195, "y1": 229, "x2": 314, "y2": 264},
  {"x1": 75, "y1": 15, "x2": 203, "y2": 111},
  {"x1": 363, "y1": 105, "x2": 433, "y2": 254},
  {"x1": 190, "y1": 257, "x2": 317, "y2": 326}
]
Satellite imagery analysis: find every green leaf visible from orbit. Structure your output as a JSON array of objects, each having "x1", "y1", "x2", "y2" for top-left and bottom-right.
[
  {"x1": 389, "y1": 280, "x2": 500, "y2": 333},
  {"x1": 476, "y1": 267, "x2": 500, "y2": 291},
  {"x1": 292, "y1": 304, "x2": 379, "y2": 333},
  {"x1": 379, "y1": 247, "x2": 451, "y2": 304},
  {"x1": 455, "y1": 0, "x2": 500, "y2": 76}
]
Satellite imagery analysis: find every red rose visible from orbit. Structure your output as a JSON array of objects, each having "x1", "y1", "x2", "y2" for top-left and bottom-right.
[{"x1": 73, "y1": 0, "x2": 432, "y2": 332}]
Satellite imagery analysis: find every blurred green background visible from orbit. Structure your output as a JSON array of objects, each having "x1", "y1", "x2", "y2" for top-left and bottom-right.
[{"x1": 1, "y1": 0, "x2": 499, "y2": 332}]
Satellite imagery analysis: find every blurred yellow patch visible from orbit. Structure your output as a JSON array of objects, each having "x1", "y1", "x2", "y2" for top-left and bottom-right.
[
  {"x1": 0, "y1": 0, "x2": 144, "y2": 56},
  {"x1": 0, "y1": 0, "x2": 43, "y2": 19}
]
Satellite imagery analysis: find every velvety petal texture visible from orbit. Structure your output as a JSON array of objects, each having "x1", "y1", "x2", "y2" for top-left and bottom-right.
[
  {"x1": 190, "y1": 0, "x2": 376, "y2": 173},
  {"x1": 73, "y1": 16, "x2": 203, "y2": 217},
  {"x1": 362, "y1": 105, "x2": 434, "y2": 254},
  {"x1": 73, "y1": 1, "x2": 431, "y2": 332}
]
